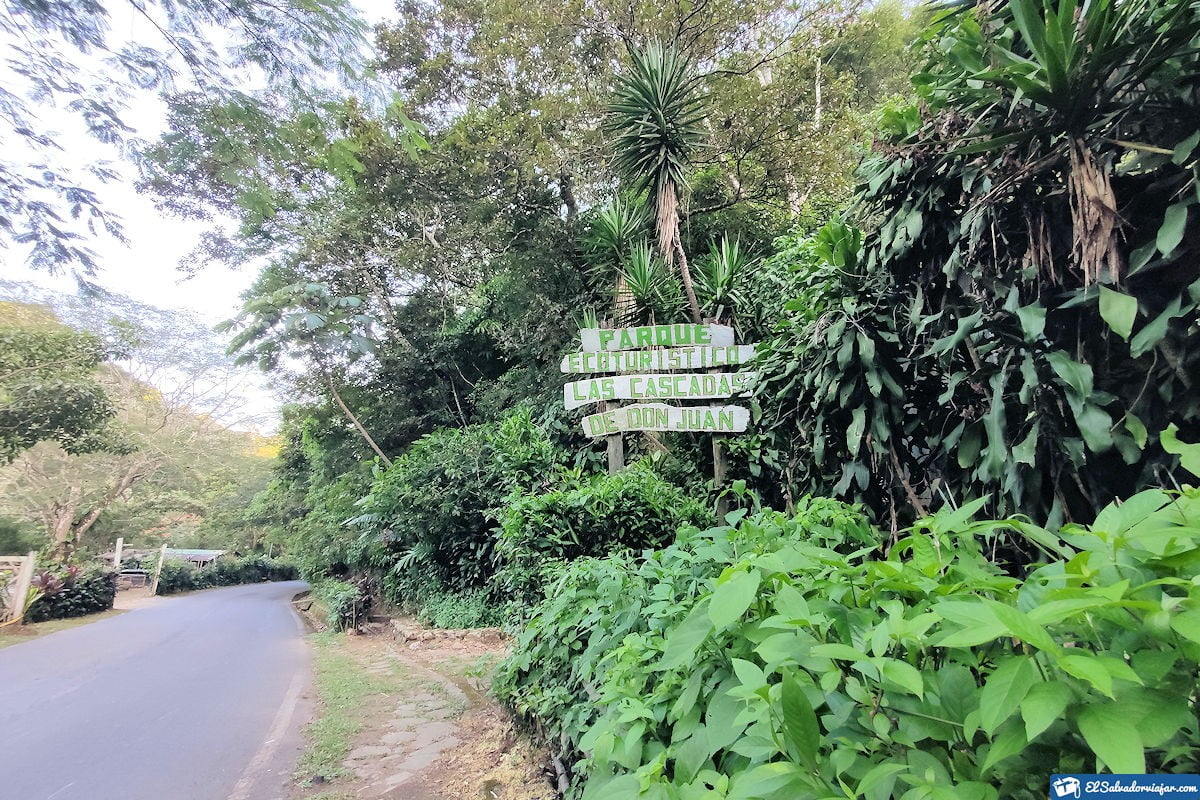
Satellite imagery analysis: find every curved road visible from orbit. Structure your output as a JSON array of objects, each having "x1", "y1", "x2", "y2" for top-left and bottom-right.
[{"x1": 0, "y1": 581, "x2": 312, "y2": 800}]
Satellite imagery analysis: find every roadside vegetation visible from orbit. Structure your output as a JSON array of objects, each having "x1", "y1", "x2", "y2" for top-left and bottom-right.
[{"x1": 4, "y1": 0, "x2": 1200, "y2": 797}]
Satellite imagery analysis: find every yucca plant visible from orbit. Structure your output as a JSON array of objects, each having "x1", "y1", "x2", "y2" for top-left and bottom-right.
[
  {"x1": 695, "y1": 235, "x2": 755, "y2": 323},
  {"x1": 606, "y1": 41, "x2": 709, "y2": 323},
  {"x1": 925, "y1": 0, "x2": 1200, "y2": 285},
  {"x1": 584, "y1": 199, "x2": 650, "y2": 323},
  {"x1": 621, "y1": 241, "x2": 684, "y2": 325},
  {"x1": 584, "y1": 199, "x2": 649, "y2": 268}
]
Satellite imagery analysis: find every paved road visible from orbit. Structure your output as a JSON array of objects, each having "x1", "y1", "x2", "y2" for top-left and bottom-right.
[{"x1": 0, "y1": 581, "x2": 312, "y2": 800}]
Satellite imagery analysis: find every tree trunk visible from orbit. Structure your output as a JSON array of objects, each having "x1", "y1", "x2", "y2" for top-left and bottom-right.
[
  {"x1": 71, "y1": 467, "x2": 141, "y2": 546},
  {"x1": 657, "y1": 180, "x2": 703, "y2": 323},
  {"x1": 323, "y1": 371, "x2": 394, "y2": 467},
  {"x1": 50, "y1": 486, "x2": 81, "y2": 560},
  {"x1": 674, "y1": 232, "x2": 703, "y2": 324},
  {"x1": 559, "y1": 168, "x2": 579, "y2": 220}
]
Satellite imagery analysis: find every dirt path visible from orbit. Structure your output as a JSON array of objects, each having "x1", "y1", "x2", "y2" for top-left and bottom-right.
[{"x1": 292, "y1": 623, "x2": 554, "y2": 800}]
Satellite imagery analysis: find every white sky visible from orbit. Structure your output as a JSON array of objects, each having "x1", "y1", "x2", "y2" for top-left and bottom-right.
[{"x1": 3, "y1": 0, "x2": 399, "y2": 431}]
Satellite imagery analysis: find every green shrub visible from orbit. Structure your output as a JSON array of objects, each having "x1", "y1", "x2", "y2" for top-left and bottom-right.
[
  {"x1": 493, "y1": 461, "x2": 711, "y2": 607},
  {"x1": 153, "y1": 560, "x2": 195, "y2": 595},
  {"x1": 154, "y1": 556, "x2": 299, "y2": 595},
  {"x1": 355, "y1": 407, "x2": 568, "y2": 592},
  {"x1": 314, "y1": 578, "x2": 369, "y2": 631},
  {"x1": 26, "y1": 566, "x2": 117, "y2": 622},
  {"x1": 495, "y1": 478, "x2": 1200, "y2": 798},
  {"x1": 418, "y1": 587, "x2": 506, "y2": 629}
]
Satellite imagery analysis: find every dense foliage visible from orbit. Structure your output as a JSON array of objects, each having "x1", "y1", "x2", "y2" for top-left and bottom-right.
[
  {"x1": 26, "y1": 566, "x2": 117, "y2": 623},
  {"x1": 153, "y1": 556, "x2": 299, "y2": 596},
  {"x1": 353, "y1": 408, "x2": 569, "y2": 594},
  {"x1": 313, "y1": 578, "x2": 371, "y2": 632},
  {"x1": 494, "y1": 462, "x2": 712, "y2": 607},
  {"x1": 0, "y1": 304, "x2": 123, "y2": 463},
  {"x1": 8, "y1": 0, "x2": 1197, "y2": 794},
  {"x1": 496, "y1": 443, "x2": 1200, "y2": 798},
  {"x1": 746, "y1": 0, "x2": 1200, "y2": 531}
]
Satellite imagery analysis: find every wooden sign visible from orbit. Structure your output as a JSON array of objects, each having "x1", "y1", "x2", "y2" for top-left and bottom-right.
[
  {"x1": 564, "y1": 371, "x2": 756, "y2": 411},
  {"x1": 560, "y1": 345, "x2": 756, "y2": 374},
  {"x1": 582, "y1": 403, "x2": 750, "y2": 438},
  {"x1": 580, "y1": 323, "x2": 734, "y2": 352}
]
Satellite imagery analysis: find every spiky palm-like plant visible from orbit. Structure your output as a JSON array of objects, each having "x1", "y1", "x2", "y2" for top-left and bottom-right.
[
  {"x1": 622, "y1": 240, "x2": 684, "y2": 325},
  {"x1": 696, "y1": 235, "x2": 755, "y2": 323},
  {"x1": 606, "y1": 41, "x2": 708, "y2": 323},
  {"x1": 585, "y1": 199, "x2": 651, "y2": 323}
]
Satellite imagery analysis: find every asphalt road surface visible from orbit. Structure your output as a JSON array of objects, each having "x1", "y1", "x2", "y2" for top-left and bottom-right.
[{"x1": 0, "y1": 581, "x2": 312, "y2": 800}]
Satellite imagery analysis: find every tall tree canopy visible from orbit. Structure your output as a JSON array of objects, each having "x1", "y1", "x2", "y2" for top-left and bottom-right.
[{"x1": 1, "y1": 0, "x2": 369, "y2": 280}]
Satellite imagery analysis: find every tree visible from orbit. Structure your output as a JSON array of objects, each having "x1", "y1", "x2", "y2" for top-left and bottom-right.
[
  {"x1": 221, "y1": 281, "x2": 394, "y2": 466},
  {"x1": 0, "y1": 302, "x2": 124, "y2": 463},
  {"x1": 606, "y1": 42, "x2": 708, "y2": 323},
  {"x1": 0, "y1": 359, "x2": 260, "y2": 557},
  {"x1": 1, "y1": 0, "x2": 369, "y2": 279}
]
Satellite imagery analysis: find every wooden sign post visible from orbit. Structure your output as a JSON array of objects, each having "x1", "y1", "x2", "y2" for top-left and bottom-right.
[{"x1": 562, "y1": 322, "x2": 758, "y2": 506}]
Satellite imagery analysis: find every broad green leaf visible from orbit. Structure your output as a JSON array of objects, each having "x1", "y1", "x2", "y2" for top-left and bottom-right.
[
  {"x1": 728, "y1": 762, "x2": 802, "y2": 800},
  {"x1": 1015, "y1": 304, "x2": 1046, "y2": 340},
  {"x1": 705, "y1": 686, "x2": 746, "y2": 751},
  {"x1": 810, "y1": 643, "x2": 868, "y2": 662},
  {"x1": 672, "y1": 726, "x2": 710, "y2": 783},
  {"x1": 980, "y1": 724, "x2": 1027, "y2": 773},
  {"x1": 1162, "y1": 424, "x2": 1200, "y2": 479},
  {"x1": 582, "y1": 774, "x2": 641, "y2": 800},
  {"x1": 658, "y1": 600, "x2": 714, "y2": 670},
  {"x1": 781, "y1": 674, "x2": 820, "y2": 767},
  {"x1": 730, "y1": 658, "x2": 767, "y2": 693},
  {"x1": 709, "y1": 569, "x2": 761, "y2": 629},
  {"x1": 1098, "y1": 285, "x2": 1137, "y2": 341},
  {"x1": 847, "y1": 405, "x2": 867, "y2": 456},
  {"x1": 856, "y1": 763, "x2": 908, "y2": 799},
  {"x1": 1057, "y1": 653, "x2": 1114, "y2": 698},
  {"x1": 931, "y1": 496, "x2": 989, "y2": 536},
  {"x1": 1073, "y1": 403, "x2": 1114, "y2": 453},
  {"x1": 1123, "y1": 413, "x2": 1148, "y2": 449},
  {"x1": 1130, "y1": 297, "x2": 1184, "y2": 358},
  {"x1": 1157, "y1": 202, "x2": 1189, "y2": 255},
  {"x1": 1117, "y1": 688, "x2": 1192, "y2": 748},
  {"x1": 979, "y1": 656, "x2": 1039, "y2": 735},
  {"x1": 1170, "y1": 609, "x2": 1200, "y2": 644},
  {"x1": 1020, "y1": 681, "x2": 1072, "y2": 741},
  {"x1": 879, "y1": 658, "x2": 924, "y2": 698},
  {"x1": 1078, "y1": 703, "x2": 1145, "y2": 773},
  {"x1": 1045, "y1": 350, "x2": 1094, "y2": 399},
  {"x1": 986, "y1": 601, "x2": 1058, "y2": 652}
]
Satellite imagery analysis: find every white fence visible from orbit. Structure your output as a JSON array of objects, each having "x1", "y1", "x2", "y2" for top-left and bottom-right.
[{"x1": 0, "y1": 553, "x2": 37, "y2": 625}]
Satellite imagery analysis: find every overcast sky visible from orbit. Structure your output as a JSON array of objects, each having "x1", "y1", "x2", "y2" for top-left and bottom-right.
[{"x1": 4, "y1": 0, "x2": 399, "y2": 431}]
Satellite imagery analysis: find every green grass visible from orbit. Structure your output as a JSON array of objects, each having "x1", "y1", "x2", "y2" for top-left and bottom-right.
[
  {"x1": 0, "y1": 609, "x2": 125, "y2": 649},
  {"x1": 295, "y1": 633, "x2": 411, "y2": 786}
]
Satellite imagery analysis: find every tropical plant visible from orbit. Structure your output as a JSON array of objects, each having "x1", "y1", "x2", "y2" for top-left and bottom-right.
[
  {"x1": 606, "y1": 41, "x2": 709, "y2": 323},
  {"x1": 492, "y1": 460, "x2": 711, "y2": 608},
  {"x1": 25, "y1": 566, "x2": 116, "y2": 622},
  {"x1": 745, "y1": 0, "x2": 1200, "y2": 528},
  {"x1": 497, "y1": 437, "x2": 1200, "y2": 797},
  {"x1": 353, "y1": 407, "x2": 568, "y2": 594},
  {"x1": 695, "y1": 236, "x2": 755, "y2": 323}
]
